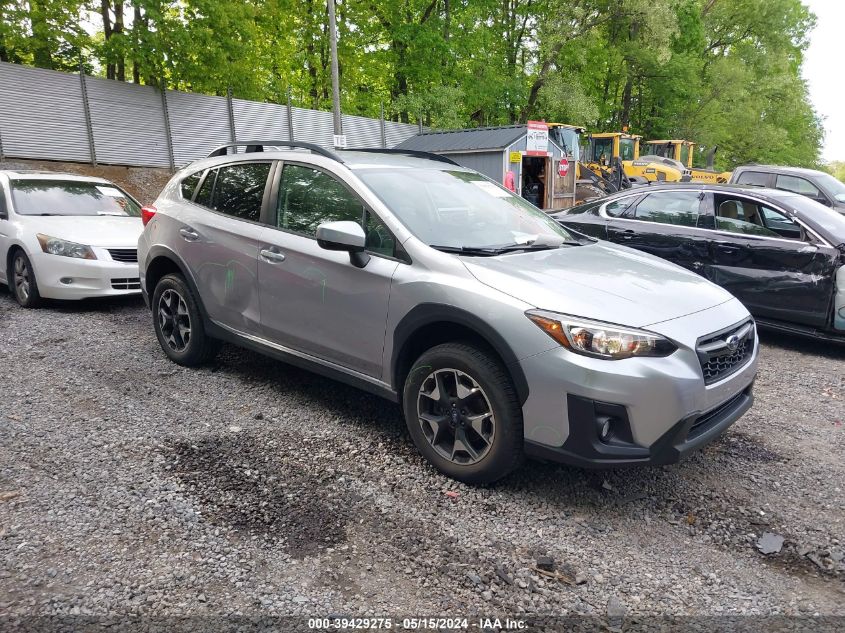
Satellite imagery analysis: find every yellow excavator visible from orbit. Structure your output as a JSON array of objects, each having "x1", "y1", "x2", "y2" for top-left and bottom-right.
[{"x1": 643, "y1": 139, "x2": 732, "y2": 183}]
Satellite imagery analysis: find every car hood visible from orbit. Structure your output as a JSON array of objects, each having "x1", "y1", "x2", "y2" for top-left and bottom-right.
[
  {"x1": 463, "y1": 242, "x2": 734, "y2": 328},
  {"x1": 20, "y1": 215, "x2": 143, "y2": 247}
]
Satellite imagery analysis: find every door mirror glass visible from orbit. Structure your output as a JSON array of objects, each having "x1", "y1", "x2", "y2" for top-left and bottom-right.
[{"x1": 316, "y1": 220, "x2": 366, "y2": 252}]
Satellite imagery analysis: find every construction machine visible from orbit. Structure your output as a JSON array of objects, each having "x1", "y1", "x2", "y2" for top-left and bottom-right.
[{"x1": 643, "y1": 139, "x2": 732, "y2": 183}]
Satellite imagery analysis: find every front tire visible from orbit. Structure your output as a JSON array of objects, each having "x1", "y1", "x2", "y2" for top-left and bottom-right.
[
  {"x1": 402, "y1": 342, "x2": 524, "y2": 484},
  {"x1": 11, "y1": 250, "x2": 42, "y2": 308},
  {"x1": 152, "y1": 273, "x2": 220, "y2": 366}
]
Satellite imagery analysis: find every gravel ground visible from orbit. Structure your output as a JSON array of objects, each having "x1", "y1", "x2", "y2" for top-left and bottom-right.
[{"x1": 0, "y1": 292, "x2": 843, "y2": 625}]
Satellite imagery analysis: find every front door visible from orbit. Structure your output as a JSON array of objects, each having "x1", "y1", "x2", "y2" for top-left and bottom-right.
[
  {"x1": 257, "y1": 162, "x2": 399, "y2": 378},
  {"x1": 706, "y1": 193, "x2": 838, "y2": 327},
  {"x1": 175, "y1": 161, "x2": 272, "y2": 334}
]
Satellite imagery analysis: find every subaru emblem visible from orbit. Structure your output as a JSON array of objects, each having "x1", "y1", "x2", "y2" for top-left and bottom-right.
[{"x1": 726, "y1": 334, "x2": 740, "y2": 352}]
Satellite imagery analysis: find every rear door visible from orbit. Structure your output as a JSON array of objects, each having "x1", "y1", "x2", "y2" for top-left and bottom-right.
[
  {"x1": 706, "y1": 193, "x2": 838, "y2": 327},
  {"x1": 257, "y1": 161, "x2": 400, "y2": 378},
  {"x1": 604, "y1": 189, "x2": 713, "y2": 275},
  {"x1": 175, "y1": 161, "x2": 273, "y2": 334}
]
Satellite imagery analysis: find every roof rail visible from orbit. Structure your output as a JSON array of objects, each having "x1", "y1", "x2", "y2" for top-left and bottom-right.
[
  {"x1": 347, "y1": 148, "x2": 461, "y2": 166},
  {"x1": 205, "y1": 141, "x2": 345, "y2": 164}
]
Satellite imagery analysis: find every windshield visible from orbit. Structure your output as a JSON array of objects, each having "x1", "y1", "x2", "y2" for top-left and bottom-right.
[
  {"x1": 815, "y1": 172, "x2": 845, "y2": 203},
  {"x1": 780, "y1": 193, "x2": 845, "y2": 240},
  {"x1": 355, "y1": 168, "x2": 574, "y2": 250},
  {"x1": 10, "y1": 180, "x2": 141, "y2": 217}
]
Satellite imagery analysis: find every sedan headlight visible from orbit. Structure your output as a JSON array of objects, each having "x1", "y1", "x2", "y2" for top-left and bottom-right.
[
  {"x1": 526, "y1": 310, "x2": 677, "y2": 360},
  {"x1": 36, "y1": 234, "x2": 96, "y2": 260}
]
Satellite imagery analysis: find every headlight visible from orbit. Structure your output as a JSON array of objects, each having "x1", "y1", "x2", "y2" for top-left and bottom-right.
[
  {"x1": 526, "y1": 310, "x2": 677, "y2": 360},
  {"x1": 36, "y1": 234, "x2": 96, "y2": 260}
]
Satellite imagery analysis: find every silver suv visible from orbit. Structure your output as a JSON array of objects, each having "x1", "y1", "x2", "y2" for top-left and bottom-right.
[{"x1": 138, "y1": 142, "x2": 758, "y2": 483}]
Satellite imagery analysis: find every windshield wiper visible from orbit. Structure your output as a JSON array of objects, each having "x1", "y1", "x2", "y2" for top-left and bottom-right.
[
  {"x1": 430, "y1": 241, "x2": 581, "y2": 256},
  {"x1": 429, "y1": 245, "x2": 502, "y2": 256}
]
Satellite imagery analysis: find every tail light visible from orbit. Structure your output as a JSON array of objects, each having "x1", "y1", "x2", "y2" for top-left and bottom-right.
[{"x1": 141, "y1": 205, "x2": 157, "y2": 227}]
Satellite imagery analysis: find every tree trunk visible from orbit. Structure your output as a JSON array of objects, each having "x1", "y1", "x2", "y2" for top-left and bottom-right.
[
  {"x1": 114, "y1": 1, "x2": 125, "y2": 81},
  {"x1": 132, "y1": 2, "x2": 142, "y2": 83},
  {"x1": 100, "y1": 0, "x2": 115, "y2": 80},
  {"x1": 619, "y1": 73, "x2": 633, "y2": 129}
]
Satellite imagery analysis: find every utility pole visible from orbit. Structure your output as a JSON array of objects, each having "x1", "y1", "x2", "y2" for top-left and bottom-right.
[{"x1": 327, "y1": 0, "x2": 345, "y2": 148}]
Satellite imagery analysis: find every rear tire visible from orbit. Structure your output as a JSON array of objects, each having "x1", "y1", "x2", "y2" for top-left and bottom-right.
[
  {"x1": 402, "y1": 342, "x2": 524, "y2": 484},
  {"x1": 152, "y1": 273, "x2": 220, "y2": 366},
  {"x1": 11, "y1": 250, "x2": 42, "y2": 308}
]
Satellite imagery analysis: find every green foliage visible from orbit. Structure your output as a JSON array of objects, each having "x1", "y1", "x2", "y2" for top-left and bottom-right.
[{"x1": 0, "y1": 0, "x2": 824, "y2": 167}]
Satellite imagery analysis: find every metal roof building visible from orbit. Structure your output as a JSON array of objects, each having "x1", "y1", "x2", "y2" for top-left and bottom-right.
[{"x1": 397, "y1": 124, "x2": 578, "y2": 210}]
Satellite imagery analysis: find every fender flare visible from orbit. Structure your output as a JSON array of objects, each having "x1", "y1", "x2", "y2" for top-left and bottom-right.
[{"x1": 391, "y1": 303, "x2": 530, "y2": 405}]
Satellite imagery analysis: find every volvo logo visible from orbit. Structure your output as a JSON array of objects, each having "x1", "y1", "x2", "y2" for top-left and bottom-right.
[{"x1": 725, "y1": 334, "x2": 741, "y2": 352}]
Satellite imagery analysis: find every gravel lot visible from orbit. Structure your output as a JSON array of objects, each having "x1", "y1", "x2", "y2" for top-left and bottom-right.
[{"x1": 0, "y1": 291, "x2": 843, "y2": 625}]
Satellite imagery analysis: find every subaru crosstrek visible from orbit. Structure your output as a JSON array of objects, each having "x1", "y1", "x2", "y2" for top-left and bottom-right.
[{"x1": 138, "y1": 143, "x2": 757, "y2": 483}]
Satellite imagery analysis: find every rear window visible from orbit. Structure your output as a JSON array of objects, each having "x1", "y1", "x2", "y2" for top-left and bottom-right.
[
  {"x1": 734, "y1": 171, "x2": 769, "y2": 187},
  {"x1": 180, "y1": 171, "x2": 203, "y2": 200},
  {"x1": 10, "y1": 180, "x2": 140, "y2": 217}
]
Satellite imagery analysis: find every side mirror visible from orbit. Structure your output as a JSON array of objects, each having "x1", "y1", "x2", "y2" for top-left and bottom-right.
[{"x1": 316, "y1": 220, "x2": 370, "y2": 268}]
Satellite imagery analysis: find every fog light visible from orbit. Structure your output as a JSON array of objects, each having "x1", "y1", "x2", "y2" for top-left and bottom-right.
[
  {"x1": 60, "y1": 277, "x2": 73, "y2": 285},
  {"x1": 597, "y1": 416, "x2": 612, "y2": 441}
]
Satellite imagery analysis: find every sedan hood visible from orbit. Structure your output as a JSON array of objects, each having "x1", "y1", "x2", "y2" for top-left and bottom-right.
[
  {"x1": 22, "y1": 215, "x2": 143, "y2": 247},
  {"x1": 463, "y1": 242, "x2": 734, "y2": 328}
]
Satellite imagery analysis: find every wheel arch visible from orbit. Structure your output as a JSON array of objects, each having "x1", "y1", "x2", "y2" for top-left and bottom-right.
[
  {"x1": 391, "y1": 304, "x2": 529, "y2": 406},
  {"x1": 144, "y1": 246, "x2": 210, "y2": 321}
]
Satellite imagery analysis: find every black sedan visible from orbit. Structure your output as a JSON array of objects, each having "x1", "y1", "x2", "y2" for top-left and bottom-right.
[{"x1": 552, "y1": 184, "x2": 845, "y2": 340}]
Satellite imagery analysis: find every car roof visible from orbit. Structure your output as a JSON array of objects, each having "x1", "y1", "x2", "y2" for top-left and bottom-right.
[
  {"x1": 182, "y1": 148, "x2": 472, "y2": 174},
  {"x1": 733, "y1": 164, "x2": 828, "y2": 178},
  {"x1": 593, "y1": 182, "x2": 811, "y2": 204},
  {"x1": 0, "y1": 170, "x2": 111, "y2": 184}
]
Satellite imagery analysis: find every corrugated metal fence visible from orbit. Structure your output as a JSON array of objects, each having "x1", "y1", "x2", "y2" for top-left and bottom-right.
[{"x1": 0, "y1": 62, "x2": 420, "y2": 170}]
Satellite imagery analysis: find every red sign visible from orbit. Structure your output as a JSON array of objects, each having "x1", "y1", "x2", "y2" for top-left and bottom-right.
[{"x1": 558, "y1": 158, "x2": 570, "y2": 178}]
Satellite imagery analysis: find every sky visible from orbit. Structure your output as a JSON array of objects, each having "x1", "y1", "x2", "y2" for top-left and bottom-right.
[{"x1": 802, "y1": 0, "x2": 845, "y2": 163}]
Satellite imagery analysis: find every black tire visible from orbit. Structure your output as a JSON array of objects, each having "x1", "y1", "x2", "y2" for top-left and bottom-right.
[
  {"x1": 10, "y1": 250, "x2": 42, "y2": 308},
  {"x1": 152, "y1": 273, "x2": 220, "y2": 366},
  {"x1": 402, "y1": 342, "x2": 524, "y2": 484}
]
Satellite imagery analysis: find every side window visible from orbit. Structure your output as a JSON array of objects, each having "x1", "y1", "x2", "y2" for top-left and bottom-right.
[
  {"x1": 759, "y1": 205, "x2": 803, "y2": 240},
  {"x1": 735, "y1": 171, "x2": 769, "y2": 187},
  {"x1": 277, "y1": 164, "x2": 396, "y2": 257},
  {"x1": 604, "y1": 197, "x2": 637, "y2": 217},
  {"x1": 775, "y1": 174, "x2": 820, "y2": 198},
  {"x1": 180, "y1": 171, "x2": 203, "y2": 200},
  {"x1": 210, "y1": 162, "x2": 272, "y2": 222},
  {"x1": 633, "y1": 191, "x2": 702, "y2": 227},
  {"x1": 195, "y1": 169, "x2": 216, "y2": 207},
  {"x1": 0, "y1": 183, "x2": 7, "y2": 218},
  {"x1": 715, "y1": 198, "x2": 777, "y2": 236}
]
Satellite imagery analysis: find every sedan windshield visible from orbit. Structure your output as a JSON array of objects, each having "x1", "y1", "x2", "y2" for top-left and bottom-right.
[
  {"x1": 783, "y1": 193, "x2": 845, "y2": 240},
  {"x1": 355, "y1": 168, "x2": 574, "y2": 250},
  {"x1": 815, "y1": 172, "x2": 845, "y2": 203},
  {"x1": 10, "y1": 180, "x2": 141, "y2": 217}
]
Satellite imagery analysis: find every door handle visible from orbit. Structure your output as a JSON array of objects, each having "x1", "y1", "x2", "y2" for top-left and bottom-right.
[
  {"x1": 260, "y1": 248, "x2": 286, "y2": 263},
  {"x1": 179, "y1": 227, "x2": 200, "y2": 241},
  {"x1": 621, "y1": 229, "x2": 635, "y2": 240}
]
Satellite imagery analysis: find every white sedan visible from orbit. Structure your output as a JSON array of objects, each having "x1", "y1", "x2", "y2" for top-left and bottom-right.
[{"x1": 0, "y1": 171, "x2": 144, "y2": 307}]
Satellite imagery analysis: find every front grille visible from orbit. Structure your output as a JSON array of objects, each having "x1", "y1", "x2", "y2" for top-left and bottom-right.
[
  {"x1": 111, "y1": 277, "x2": 141, "y2": 290},
  {"x1": 108, "y1": 248, "x2": 137, "y2": 263},
  {"x1": 697, "y1": 319, "x2": 755, "y2": 385}
]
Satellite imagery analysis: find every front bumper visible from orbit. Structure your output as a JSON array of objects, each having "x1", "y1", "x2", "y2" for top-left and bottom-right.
[
  {"x1": 30, "y1": 250, "x2": 140, "y2": 300},
  {"x1": 517, "y1": 304, "x2": 758, "y2": 468},
  {"x1": 525, "y1": 383, "x2": 754, "y2": 468}
]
